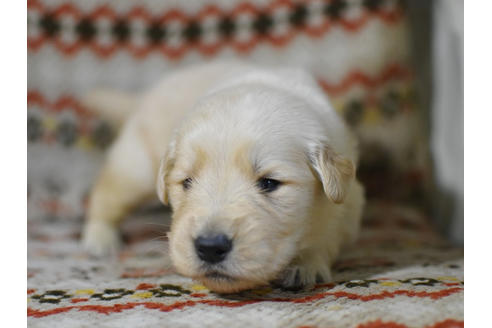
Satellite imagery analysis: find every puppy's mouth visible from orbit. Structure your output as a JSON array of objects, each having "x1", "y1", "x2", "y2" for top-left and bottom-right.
[
  {"x1": 203, "y1": 270, "x2": 235, "y2": 282},
  {"x1": 190, "y1": 263, "x2": 273, "y2": 293}
]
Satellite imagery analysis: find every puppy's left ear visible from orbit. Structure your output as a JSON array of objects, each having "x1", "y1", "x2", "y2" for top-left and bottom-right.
[
  {"x1": 308, "y1": 141, "x2": 355, "y2": 204},
  {"x1": 156, "y1": 139, "x2": 177, "y2": 206}
]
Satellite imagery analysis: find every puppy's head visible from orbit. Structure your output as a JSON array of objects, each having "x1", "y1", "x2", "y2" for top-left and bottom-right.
[{"x1": 157, "y1": 86, "x2": 355, "y2": 293}]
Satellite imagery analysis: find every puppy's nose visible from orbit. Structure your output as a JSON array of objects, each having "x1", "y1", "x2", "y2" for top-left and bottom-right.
[{"x1": 194, "y1": 234, "x2": 232, "y2": 264}]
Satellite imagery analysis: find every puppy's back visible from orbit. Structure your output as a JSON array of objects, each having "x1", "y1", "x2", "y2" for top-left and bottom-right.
[{"x1": 126, "y1": 61, "x2": 356, "y2": 165}]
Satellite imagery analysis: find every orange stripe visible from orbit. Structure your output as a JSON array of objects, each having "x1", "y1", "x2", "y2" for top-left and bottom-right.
[
  {"x1": 70, "y1": 298, "x2": 89, "y2": 304},
  {"x1": 428, "y1": 319, "x2": 464, "y2": 328},
  {"x1": 27, "y1": 91, "x2": 92, "y2": 118},
  {"x1": 318, "y1": 64, "x2": 411, "y2": 95},
  {"x1": 357, "y1": 320, "x2": 407, "y2": 328}
]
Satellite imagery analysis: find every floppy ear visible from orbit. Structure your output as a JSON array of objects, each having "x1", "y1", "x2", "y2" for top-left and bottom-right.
[
  {"x1": 308, "y1": 142, "x2": 355, "y2": 204},
  {"x1": 156, "y1": 139, "x2": 177, "y2": 205}
]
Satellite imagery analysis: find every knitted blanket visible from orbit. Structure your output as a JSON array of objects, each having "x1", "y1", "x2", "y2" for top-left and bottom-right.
[
  {"x1": 27, "y1": 0, "x2": 463, "y2": 326},
  {"x1": 27, "y1": 201, "x2": 463, "y2": 327}
]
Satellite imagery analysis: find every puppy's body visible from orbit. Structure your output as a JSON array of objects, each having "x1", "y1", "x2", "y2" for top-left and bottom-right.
[{"x1": 83, "y1": 61, "x2": 365, "y2": 293}]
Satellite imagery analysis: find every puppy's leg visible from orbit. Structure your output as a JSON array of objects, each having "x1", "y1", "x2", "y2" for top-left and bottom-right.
[
  {"x1": 276, "y1": 181, "x2": 365, "y2": 290},
  {"x1": 82, "y1": 123, "x2": 156, "y2": 256},
  {"x1": 275, "y1": 251, "x2": 333, "y2": 290}
]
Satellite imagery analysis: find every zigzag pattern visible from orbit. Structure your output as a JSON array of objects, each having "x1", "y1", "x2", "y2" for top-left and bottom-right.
[
  {"x1": 26, "y1": 63, "x2": 412, "y2": 148},
  {"x1": 27, "y1": 0, "x2": 403, "y2": 59},
  {"x1": 27, "y1": 90, "x2": 93, "y2": 118},
  {"x1": 27, "y1": 62, "x2": 412, "y2": 117},
  {"x1": 318, "y1": 63, "x2": 411, "y2": 95},
  {"x1": 28, "y1": 287, "x2": 462, "y2": 318},
  {"x1": 27, "y1": 91, "x2": 114, "y2": 149}
]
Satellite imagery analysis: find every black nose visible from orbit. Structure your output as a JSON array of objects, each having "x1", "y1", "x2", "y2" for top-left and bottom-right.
[{"x1": 194, "y1": 234, "x2": 232, "y2": 264}]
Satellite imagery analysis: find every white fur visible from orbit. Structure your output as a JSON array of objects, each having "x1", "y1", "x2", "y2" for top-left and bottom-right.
[{"x1": 82, "y1": 61, "x2": 365, "y2": 293}]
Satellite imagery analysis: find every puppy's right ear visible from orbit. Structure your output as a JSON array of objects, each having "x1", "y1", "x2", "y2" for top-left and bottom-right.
[{"x1": 156, "y1": 139, "x2": 177, "y2": 205}]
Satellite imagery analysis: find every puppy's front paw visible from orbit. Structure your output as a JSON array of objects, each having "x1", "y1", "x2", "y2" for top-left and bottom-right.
[
  {"x1": 82, "y1": 220, "x2": 121, "y2": 257},
  {"x1": 272, "y1": 257, "x2": 332, "y2": 291}
]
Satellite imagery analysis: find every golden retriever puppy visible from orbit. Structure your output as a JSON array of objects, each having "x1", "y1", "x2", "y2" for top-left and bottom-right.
[{"x1": 82, "y1": 61, "x2": 365, "y2": 293}]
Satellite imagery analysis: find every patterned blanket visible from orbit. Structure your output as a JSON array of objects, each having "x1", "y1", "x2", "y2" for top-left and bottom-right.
[
  {"x1": 27, "y1": 201, "x2": 463, "y2": 327},
  {"x1": 27, "y1": 0, "x2": 462, "y2": 326}
]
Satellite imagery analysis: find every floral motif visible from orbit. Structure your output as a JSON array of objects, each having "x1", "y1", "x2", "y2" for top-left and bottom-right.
[
  {"x1": 91, "y1": 289, "x2": 134, "y2": 301},
  {"x1": 399, "y1": 278, "x2": 439, "y2": 287},
  {"x1": 344, "y1": 279, "x2": 379, "y2": 288},
  {"x1": 149, "y1": 284, "x2": 192, "y2": 297},
  {"x1": 31, "y1": 290, "x2": 71, "y2": 304}
]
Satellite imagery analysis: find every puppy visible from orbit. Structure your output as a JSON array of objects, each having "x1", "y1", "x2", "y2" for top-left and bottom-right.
[{"x1": 82, "y1": 61, "x2": 365, "y2": 293}]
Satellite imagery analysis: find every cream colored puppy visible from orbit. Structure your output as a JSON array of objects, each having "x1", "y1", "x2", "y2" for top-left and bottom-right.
[{"x1": 82, "y1": 61, "x2": 365, "y2": 293}]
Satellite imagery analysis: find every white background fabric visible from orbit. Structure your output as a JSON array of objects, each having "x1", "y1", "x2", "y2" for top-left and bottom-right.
[{"x1": 431, "y1": 0, "x2": 464, "y2": 244}]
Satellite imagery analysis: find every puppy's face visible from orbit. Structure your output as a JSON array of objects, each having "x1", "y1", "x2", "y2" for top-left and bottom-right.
[{"x1": 157, "y1": 92, "x2": 354, "y2": 293}]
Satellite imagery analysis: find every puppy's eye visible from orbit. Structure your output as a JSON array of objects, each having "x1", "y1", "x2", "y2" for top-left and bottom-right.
[
  {"x1": 182, "y1": 177, "x2": 193, "y2": 190},
  {"x1": 257, "y1": 178, "x2": 281, "y2": 193}
]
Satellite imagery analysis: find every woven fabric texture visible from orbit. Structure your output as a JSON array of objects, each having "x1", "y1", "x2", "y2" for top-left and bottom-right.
[
  {"x1": 28, "y1": 0, "x2": 427, "y2": 222},
  {"x1": 27, "y1": 201, "x2": 463, "y2": 327},
  {"x1": 27, "y1": 0, "x2": 462, "y2": 327}
]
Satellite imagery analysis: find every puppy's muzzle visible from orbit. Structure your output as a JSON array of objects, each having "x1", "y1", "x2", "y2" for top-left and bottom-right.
[{"x1": 194, "y1": 234, "x2": 232, "y2": 264}]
